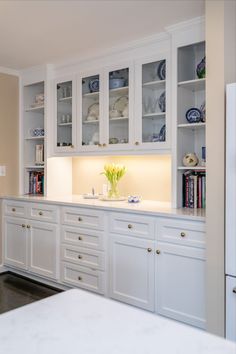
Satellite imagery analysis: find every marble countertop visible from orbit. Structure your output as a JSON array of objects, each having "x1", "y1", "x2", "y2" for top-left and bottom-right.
[
  {"x1": 0, "y1": 289, "x2": 234, "y2": 354},
  {"x1": 1, "y1": 194, "x2": 205, "y2": 221}
]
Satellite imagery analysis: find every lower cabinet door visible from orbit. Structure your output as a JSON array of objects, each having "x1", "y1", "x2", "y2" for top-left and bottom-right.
[
  {"x1": 4, "y1": 217, "x2": 28, "y2": 270},
  {"x1": 28, "y1": 221, "x2": 58, "y2": 279},
  {"x1": 110, "y1": 234, "x2": 155, "y2": 311},
  {"x1": 155, "y1": 242, "x2": 206, "y2": 329},
  {"x1": 226, "y1": 276, "x2": 236, "y2": 342}
]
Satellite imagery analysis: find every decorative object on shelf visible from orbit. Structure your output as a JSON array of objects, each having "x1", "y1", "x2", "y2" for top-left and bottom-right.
[
  {"x1": 30, "y1": 92, "x2": 44, "y2": 108},
  {"x1": 109, "y1": 137, "x2": 119, "y2": 144},
  {"x1": 109, "y1": 78, "x2": 126, "y2": 90},
  {"x1": 86, "y1": 102, "x2": 99, "y2": 121},
  {"x1": 200, "y1": 101, "x2": 206, "y2": 122},
  {"x1": 183, "y1": 153, "x2": 199, "y2": 167},
  {"x1": 158, "y1": 124, "x2": 166, "y2": 142},
  {"x1": 196, "y1": 56, "x2": 206, "y2": 79},
  {"x1": 61, "y1": 114, "x2": 66, "y2": 123},
  {"x1": 35, "y1": 144, "x2": 44, "y2": 166},
  {"x1": 83, "y1": 188, "x2": 99, "y2": 199},
  {"x1": 185, "y1": 108, "x2": 202, "y2": 123},
  {"x1": 158, "y1": 91, "x2": 166, "y2": 112},
  {"x1": 157, "y1": 60, "x2": 166, "y2": 80},
  {"x1": 143, "y1": 96, "x2": 159, "y2": 114},
  {"x1": 201, "y1": 147, "x2": 206, "y2": 166},
  {"x1": 66, "y1": 114, "x2": 71, "y2": 123},
  {"x1": 113, "y1": 95, "x2": 128, "y2": 113},
  {"x1": 122, "y1": 103, "x2": 129, "y2": 117},
  {"x1": 89, "y1": 78, "x2": 99, "y2": 93},
  {"x1": 31, "y1": 128, "x2": 44, "y2": 137},
  {"x1": 101, "y1": 163, "x2": 127, "y2": 199},
  {"x1": 110, "y1": 109, "x2": 121, "y2": 119},
  {"x1": 90, "y1": 131, "x2": 99, "y2": 145},
  {"x1": 86, "y1": 113, "x2": 98, "y2": 122},
  {"x1": 120, "y1": 138, "x2": 128, "y2": 144},
  {"x1": 128, "y1": 195, "x2": 141, "y2": 203}
]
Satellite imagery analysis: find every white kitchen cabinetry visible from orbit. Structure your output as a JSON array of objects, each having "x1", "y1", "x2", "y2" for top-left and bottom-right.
[
  {"x1": 226, "y1": 276, "x2": 236, "y2": 342},
  {"x1": 4, "y1": 217, "x2": 28, "y2": 270},
  {"x1": 110, "y1": 234, "x2": 155, "y2": 311}
]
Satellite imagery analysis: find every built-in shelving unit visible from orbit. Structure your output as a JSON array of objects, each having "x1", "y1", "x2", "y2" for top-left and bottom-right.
[
  {"x1": 23, "y1": 81, "x2": 45, "y2": 195},
  {"x1": 176, "y1": 41, "x2": 206, "y2": 209}
]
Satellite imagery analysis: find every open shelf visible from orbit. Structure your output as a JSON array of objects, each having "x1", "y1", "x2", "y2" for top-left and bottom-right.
[
  {"x1": 58, "y1": 122, "x2": 72, "y2": 127},
  {"x1": 58, "y1": 96, "x2": 72, "y2": 102},
  {"x1": 83, "y1": 119, "x2": 99, "y2": 124},
  {"x1": 109, "y1": 116, "x2": 128, "y2": 121},
  {"x1": 25, "y1": 136, "x2": 45, "y2": 140},
  {"x1": 143, "y1": 80, "x2": 166, "y2": 88},
  {"x1": 178, "y1": 78, "x2": 205, "y2": 91},
  {"x1": 178, "y1": 122, "x2": 205, "y2": 129},
  {"x1": 109, "y1": 86, "x2": 129, "y2": 96},
  {"x1": 83, "y1": 91, "x2": 99, "y2": 98},
  {"x1": 178, "y1": 166, "x2": 206, "y2": 171},
  {"x1": 25, "y1": 105, "x2": 44, "y2": 113},
  {"x1": 143, "y1": 112, "x2": 165, "y2": 118},
  {"x1": 25, "y1": 165, "x2": 45, "y2": 169}
]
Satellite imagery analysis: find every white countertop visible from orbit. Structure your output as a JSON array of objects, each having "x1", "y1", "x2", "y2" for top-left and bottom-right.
[
  {"x1": 0, "y1": 289, "x2": 234, "y2": 354},
  {"x1": 1, "y1": 194, "x2": 205, "y2": 221}
]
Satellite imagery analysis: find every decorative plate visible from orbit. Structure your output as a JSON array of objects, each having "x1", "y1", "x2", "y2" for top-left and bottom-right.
[
  {"x1": 196, "y1": 56, "x2": 206, "y2": 79},
  {"x1": 185, "y1": 108, "x2": 202, "y2": 123},
  {"x1": 89, "y1": 78, "x2": 99, "y2": 93},
  {"x1": 158, "y1": 91, "x2": 166, "y2": 112},
  {"x1": 157, "y1": 60, "x2": 166, "y2": 80},
  {"x1": 200, "y1": 101, "x2": 206, "y2": 122},
  {"x1": 158, "y1": 124, "x2": 166, "y2": 142},
  {"x1": 88, "y1": 102, "x2": 99, "y2": 118},
  {"x1": 113, "y1": 96, "x2": 128, "y2": 112}
]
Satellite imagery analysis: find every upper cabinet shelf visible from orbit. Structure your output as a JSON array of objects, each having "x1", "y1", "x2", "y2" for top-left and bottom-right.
[
  {"x1": 142, "y1": 80, "x2": 166, "y2": 88},
  {"x1": 178, "y1": 78, "x2": 205, "y2": 91},
  {"x1": 25, "y1": 105, "x2": 44, "y2": 113}
]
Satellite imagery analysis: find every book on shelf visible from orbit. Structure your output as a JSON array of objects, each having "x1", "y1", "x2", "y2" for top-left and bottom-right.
[
  {"x1": 182, "y1": 170, "x2": 206, "y2": 209},
  {"x1": 29, "y1": 171, "x2": 44, "y2": 195}
]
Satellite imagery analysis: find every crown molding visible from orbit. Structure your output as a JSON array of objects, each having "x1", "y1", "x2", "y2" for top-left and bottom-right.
[
  {"x1": 0, "y1": 66, "x2": 20, "y2": 77},
  {"x1": 166, "y1": 16, "x2": 205, "y2": 34}
]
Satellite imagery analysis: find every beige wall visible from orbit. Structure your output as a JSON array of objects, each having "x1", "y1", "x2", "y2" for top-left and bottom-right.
[
  {"x1": 72, "y1": 155, "x2": 171, "y2": 202},
  {"x1": 206, "y1": 0, "x2": 236, "y2": 337},
  {"x1": 0, "y1": 73, "x2": 19, "y2": 264}
]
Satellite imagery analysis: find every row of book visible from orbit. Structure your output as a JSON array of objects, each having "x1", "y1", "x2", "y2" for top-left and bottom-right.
[
  {"x1": 29, "y1": 171, "x2": 44, "y2": 195},
  {"x1": 183, "y1": 170, "x2": 206, "y2": 209}
]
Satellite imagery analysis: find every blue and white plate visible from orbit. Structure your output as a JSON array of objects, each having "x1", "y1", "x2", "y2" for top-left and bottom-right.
[
  {"x1": 89, "y1": 78, "x2": 99, "y2": 93},
  {"x1": 185, "y1": 108, "x2": 202, "y2": 123},
  {"x1": 157, "y1": 60, "x2": 166, "y2": 80},
  {"x1": 200, "y1": 101, "x2": 206, "y2": 122},
  {"x1": 158, "y1": 91, "x2": 166, "y2": 112},
  {"x1": 159, "y1": 124, "x2": 166, "y2": 142}
]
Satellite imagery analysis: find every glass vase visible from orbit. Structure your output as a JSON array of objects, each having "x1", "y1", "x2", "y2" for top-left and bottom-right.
[{"x1": 108, "y1": 180, "x2": 120, "y2": 199}]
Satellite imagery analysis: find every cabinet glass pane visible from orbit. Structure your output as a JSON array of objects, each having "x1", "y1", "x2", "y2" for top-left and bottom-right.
[
  {"x1": 82, "y1": 75, "x2": 100, "y2": 146},
  {"x1": 109, "y1": 68, "x2": 129, "y2": 145},
  {"x1": 142, "y1": 60, "x2": 166, "y2": 143},
  {"x1": 56, "y1": 81, "x2": 72, "y2": 147}
]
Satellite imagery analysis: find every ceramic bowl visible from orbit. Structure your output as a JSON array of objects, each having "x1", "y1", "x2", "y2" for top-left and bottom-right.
[{"x1": 109, "y1": 78, "x2": 125, "y2": 90}]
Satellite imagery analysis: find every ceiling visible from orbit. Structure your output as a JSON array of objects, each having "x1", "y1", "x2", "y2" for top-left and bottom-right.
[{"x1": 0, "y1": 0, "x2": 204, "y2": 70}]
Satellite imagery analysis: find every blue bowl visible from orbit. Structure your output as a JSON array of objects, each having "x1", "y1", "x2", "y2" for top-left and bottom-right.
[{"x1": 109, "y1": 78, "x2": 126, "y2": 90}]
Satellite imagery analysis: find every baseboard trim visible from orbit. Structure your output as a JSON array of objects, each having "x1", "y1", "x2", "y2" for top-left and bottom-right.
[{"x1": 0, "y1": 264, "x2": 7, "y2": 273}]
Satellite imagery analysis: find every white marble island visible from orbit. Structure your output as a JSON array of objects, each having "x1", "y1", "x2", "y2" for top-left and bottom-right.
[{"x1": 0, "y1": 289, "x2": 234, "y2": 354}]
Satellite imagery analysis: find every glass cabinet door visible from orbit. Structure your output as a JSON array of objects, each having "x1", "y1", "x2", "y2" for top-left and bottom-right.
[
  {"x1": 56, "y1": 79, "x2": 75, "y2": 150},
  {"x1": 141, "y1": 59, "x2": 167, "y2": 146},
  {"x1": 81, "y1": 74, "x2": 101, "y2": 149},
  {"x1": 108, "y1": 67, "x2": 130, "y2": 147}
]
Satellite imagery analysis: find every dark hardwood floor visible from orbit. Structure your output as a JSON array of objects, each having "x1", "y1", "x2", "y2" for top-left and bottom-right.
[{"x1": 0, "y1": 272, "x2": 61, "y2": 314}]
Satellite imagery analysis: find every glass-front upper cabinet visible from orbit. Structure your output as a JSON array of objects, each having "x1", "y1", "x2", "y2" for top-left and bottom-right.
[
  {"x1": 55, "y1": 78, "x2": 76, "y2": 152},
  {"x1": 106, "y1": 64, "x2": 134, "y2": 149},
  {"x1": 79, "y1": 73, "x2": 102, "y2": 150},
  {"x1": 135, "y1": 57, "x2": 169, "y2": 149}
]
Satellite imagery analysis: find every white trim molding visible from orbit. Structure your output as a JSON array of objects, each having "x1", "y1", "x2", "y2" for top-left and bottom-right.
[{"x1": 0, "y1": 66, "x2": 20, "y2": 77}]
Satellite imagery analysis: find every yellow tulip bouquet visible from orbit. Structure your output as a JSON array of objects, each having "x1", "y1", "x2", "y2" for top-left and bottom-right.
[{"x1": 101, "y1": 163, "x2": 127, "y2": 198}]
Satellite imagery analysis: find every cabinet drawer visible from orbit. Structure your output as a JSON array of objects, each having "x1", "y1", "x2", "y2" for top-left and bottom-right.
[
  {"x1": 61, "y1": 262, "x2": 105, "y2": 294},
  {"x1": 29, "y1": 203, "x2": 59, "y2": 223},
  {"x1": 110, "y1": 212, "x2": 155, "y2": 239},
  {"x1": 156, "y1": 218, "x2": 205, "y2": 248},
  {"x1": 61, "y1": 245, "x2": 105, "y2": 270},
  {"x1": 61, "y1": 207, "x2": 104, "y2": 230},
  {"x1": 61, "y1": 226, "x2": 104, "y2": 250},
  {"x1": 4, "y1": 200, "x2": 27, "y2": 218}
]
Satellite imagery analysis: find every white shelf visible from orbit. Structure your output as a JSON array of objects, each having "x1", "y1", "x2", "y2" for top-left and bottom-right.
[
  {"x1": 83, "y1": 92, "x2": 99, "y2": 98},
  {"x1": 109, "y1": 86, "x2": 128, "y2": 96},
  {"x1": 58, "y1": 123, "x2": 72, "y2": 127},
  {"x1": 143, "y1": 112, "x2": 165, "y2": 118},
  {"x1": 83, "y1": 119, "x2": 99, "y2": 124},
  {"x1": 58, "y1": 96, "x2": 72, "y2": 102},
  {"x1": 25, "y1": 136, "x2": 45, "y2": 140},
  {"x1": 25, "y1": 105, "x2": 44, "y2": 113},
  {"x1": 109, "y1": 116, "x2": 128, "y2": 121},
  {"x1": 177, "y1": 123, "x2": 205, "y2": 129},
  {"x1": 25, "y1": 165, "x2": 45, "y2": 169},
  {"x1": 178, "y1": 166, "x2": 206, "y2": 171},
  {"x1": 143, "y1": 80, "x2": 166, "y2": 88},
  {"x1": 178, "y1": 78, "x2": 205, "y2": 91}
]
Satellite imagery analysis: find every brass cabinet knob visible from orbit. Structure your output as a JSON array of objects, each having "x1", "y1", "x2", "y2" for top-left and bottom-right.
[
  {"x1": 147, "y1": 248, "x2": 152, "y2": 253},
  {"x1": 128, "y1": 224, "x2": 133, "y2": 229},
  {"x1": 135, "y1": 141, "x2": 140, "y2": 146},
  {"x1": 78, "y1": 236, "x2": 83, "y2": 241},
  {"x1": 70, "y1": 145, "x2": 74, "y2": 148},
  {"x1": 102, "y1": 143, "x2": 107, "y2": 147},
  {"x1": 39, "y1": 211, "x2": 43, "y2": 216},
  {"x1": 78, "y1": 276, "x2": 82, "y2": 281},
  {"x1": 78, "y1": 217, "x2": 83, "y2": 222},
  {"x1": 22, "y1": 224, "x2": 26, "y2": 228},
  {"x1": 26, "y1": 225, "x2": 31, "y2": 229},
  {"x1": 98, "y1": 143, "x2": 102, "y2": 147},
  {"x1": 180, "y1": 232, "x2": 186, "y2": 238},
  {"x1": 156, "y1": 250, "x2": 161, "y2": 255},
  {"x1": 12, "y1": 208, "x2": 16, "y2": 212},
  {"x1": 233, "y1": 287, "x2": 236, "y2": 294},
  {"x1": 78, "y1": 255, "x2": 82, "y2": 259}
]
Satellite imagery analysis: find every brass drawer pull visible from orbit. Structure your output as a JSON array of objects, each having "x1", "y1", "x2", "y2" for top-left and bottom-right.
[
  {"x1": 39, "y1": 211, "x2": 43, "y2": 216},
  {"x1": 78, "y1": 217, "x2": 83, "y2": 222},
  {"x1": 78, "y1": 255, "x2": 82, "y2": 259},
  {"x1": 26, "y1": 225, "x2": 31, "y2": 229},
  {"x1": 135, "y1": 141, "x2": 139, "y2": 146},
  {"x1": 78, "y1": 276, "x2": 82, "y2": 281},
  {"x1": 22, "y1": 224, "x2": 26, "y2": 228},
  {"x1": 147, "y1": 248, "x2": 152, "y2": 253},
  {"x1": 128, "y1": 224, "x2": 133, "y2": 229},
  {"x1": 102, "y1": 143, "x2": 107, "y2": 147},
  {"x1": 156, "y1": 250, "x2": 161, "y2": 255},
  {"x1": 180, "y1": 232, "x2": 186, "y2": 238},
  {"x1": 233, "y1": 287, "x2": 236, "y2": 294},
  {"x1": 78, "y1": 236, "x2": 83, "y2": 241},
  {"x1": 71, "y1": 145, "x2": 74, "y2": 149},
  {"x1": 12, "y1": 208, "x2": 16, "y2": 212}
]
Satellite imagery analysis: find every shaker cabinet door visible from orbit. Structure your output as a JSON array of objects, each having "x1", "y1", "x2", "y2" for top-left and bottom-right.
[{"x1": 110, "y1": 234, "x2": 155, "y2": 311}]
